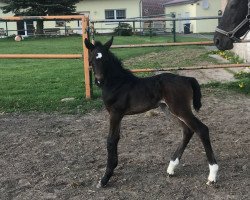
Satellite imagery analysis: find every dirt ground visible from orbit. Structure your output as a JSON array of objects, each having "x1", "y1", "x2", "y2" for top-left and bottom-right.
[{"x1": 0, "y1": 89, "x2": 249, "y2": 200}]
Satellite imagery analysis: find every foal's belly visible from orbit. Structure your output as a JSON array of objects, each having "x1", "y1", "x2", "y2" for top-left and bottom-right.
[
  {"x1": 125, "y1": 104, "x2": 159, "y2": 115},
  {"x1": 125, "y1": 94, "x2": 161, "y2": 115}
]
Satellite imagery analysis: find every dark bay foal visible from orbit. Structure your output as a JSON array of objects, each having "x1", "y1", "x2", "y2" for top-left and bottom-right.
[{"x1": 85, "y1": 37, "x2": 218, "y2": 188}]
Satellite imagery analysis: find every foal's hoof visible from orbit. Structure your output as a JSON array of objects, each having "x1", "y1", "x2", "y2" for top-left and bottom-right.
[
  {"x1": 167, "y1": 173, "x2": 175, "y2": 178},
  {"x1": 96, "y1": 180, "x2": 103, "y2": 188},
  {"x1": 206, "y1": 180, "x2": 219, "y2": 188},
  {"x1": 206, "y1": 180, "x2": 216, "y2": 185},
  {"x1": 96, "y1": 180, "x2": 106, "y2": 189}
]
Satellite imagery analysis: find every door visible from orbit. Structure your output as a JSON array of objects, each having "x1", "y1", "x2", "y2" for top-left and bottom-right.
[
  {"x1": 17, "y1": 21, "x2": 25, "y2": 35},
  {"x1": 26, "y1": 20, "x2": 35, "y2": 35},
  {"x1": 178, "y1": 14, "x2": 182, "y2": 33}
]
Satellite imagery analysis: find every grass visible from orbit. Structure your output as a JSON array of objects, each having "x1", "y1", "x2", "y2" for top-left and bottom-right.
[
  {"x1": 121, "y1": 46, "x2": 214, "y2": 70},
  {"x1": 0, "y1": 36, "x2": 99, "y2": 113},
  {"x1": 210, "y1": 50, "x2": 244, "y2": 64},
  {"x1": 205, "y1": 71, "x2": 250, "y2": 95},
  {"x1": 94, "y1": 34, "x2": 209, "y2": 44},
  {"x1": 0, "y1": 35, "x2": 249, "y2": 114}
]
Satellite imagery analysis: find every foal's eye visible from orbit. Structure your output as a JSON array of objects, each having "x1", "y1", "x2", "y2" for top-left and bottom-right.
[{"x1": 96, "y1": 53, "x2": 103, "y2": 59}]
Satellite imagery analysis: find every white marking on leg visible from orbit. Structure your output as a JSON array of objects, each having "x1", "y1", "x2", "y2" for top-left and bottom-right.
[
  {"x1": 96, "y1": 180, "x2": 102, "y2": 188},
  {"x1": 167, "y1": 158, "x2": 179, "y2": 175},
  {"x1": 207, "y1": 164, "x2": 219, "y2": 184}
]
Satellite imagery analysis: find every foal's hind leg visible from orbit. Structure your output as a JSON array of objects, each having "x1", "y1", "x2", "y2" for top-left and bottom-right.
[
  {"x1": 178, "y1": 113, "x2": 218, "y2": 184},
  {"x1": 167, "y1": 121, "x2": 194, "y2": 176}
]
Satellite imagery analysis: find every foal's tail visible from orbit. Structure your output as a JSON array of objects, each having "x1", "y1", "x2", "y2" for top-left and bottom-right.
[{"x1": 189, "y1": 77, "x2": 202, "y2": 112}]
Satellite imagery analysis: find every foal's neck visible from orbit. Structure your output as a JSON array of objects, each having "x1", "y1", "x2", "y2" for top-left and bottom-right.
[{"x1": 105, "y1": 52, "x2": 137, "y2": 83}]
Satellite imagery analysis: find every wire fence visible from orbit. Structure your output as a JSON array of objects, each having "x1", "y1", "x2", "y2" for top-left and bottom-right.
[{"x1": 0, "y1": 15, "x2": 222, "y2": 42}]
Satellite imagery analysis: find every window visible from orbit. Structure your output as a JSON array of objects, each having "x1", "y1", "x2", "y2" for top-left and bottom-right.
[
  {"x1": 105, "y1": 10, "x2": 115, "y2": 19},
  {"x1": 116, "y1": 10, "x2": 126, "y2": 19},
  {"x1": 55, "y1": 21, "x2": 66, "y2": 27},
  {"x1": 105, "y1": 9, "x2": 126, "y2": 20}
]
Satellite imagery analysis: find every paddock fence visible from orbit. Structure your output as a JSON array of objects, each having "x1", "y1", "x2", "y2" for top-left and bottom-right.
[
  {"x1": 90, "y1": 16, "x2": 250, "y2": 90},
  {"x1": 0, "y1": 16, "x2": 249, "y2": 99},
  {"x1": 0, "y1": 15, "x2": 92, "y2": 99}
]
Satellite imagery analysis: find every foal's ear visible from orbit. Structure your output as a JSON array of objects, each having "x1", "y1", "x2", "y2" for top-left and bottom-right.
[
  {"x1": 84, "y1": 38, "x2": 95, "y2": 50},
  {"x1": 104, "y1": 36, "x2": 113, "y2": 50}
]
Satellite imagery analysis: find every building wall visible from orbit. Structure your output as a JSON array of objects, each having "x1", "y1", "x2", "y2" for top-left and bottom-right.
[
  {"x1": 232, "y1": 35, "x2": 250, "y2": 62},
  {"x1": 221, "y1": 0, "x2": 228, "y2": 10},
  {"x1": 0, "y1": 0, "x2": 141, "y2": 36},
  {"x1": 75, "y1": 0, "x2": 141, "y2": 33},
  {"x1": 195, "y1": 0, "x2": 221, "y2": 33},
  {"x1": 165, "y1": 0, "x2": 221, "y2": 33},
  {"x1": 77, "y1": 0, "x2": 140, "y2": 20},
  {"x1": 165, "y1": 4, "x2": 196, "y2": 33}
]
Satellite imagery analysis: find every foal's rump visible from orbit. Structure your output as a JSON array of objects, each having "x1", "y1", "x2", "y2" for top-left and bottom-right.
[{"x1": 158, "y1": 73, "x2": 202, "y2": 113}]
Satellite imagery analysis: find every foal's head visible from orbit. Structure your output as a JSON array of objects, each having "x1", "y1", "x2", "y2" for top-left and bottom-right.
[
  {"x1": 85, "y1": 37, "x2": 113, "y2": 86},
  {"x1": 214, "y1": 0, "x2": 248, "y2": 50}
]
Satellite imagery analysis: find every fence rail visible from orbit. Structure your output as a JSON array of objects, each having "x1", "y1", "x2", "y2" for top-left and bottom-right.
[
  {"x1": 0, "y1": 54, "x2": 82, "y2": 59},
  {"x1": 91, "y1": 16, "x2": 221, "y2": 23},
  {"x1": 131, "y1": 63, "x2": 250, "y2": 73},
  {"x1": 111, "y1": 41, "x2": 214, "y2": 48},
  {"x1": 0, "y1": 15, "x2": 84, "y2": 21}
]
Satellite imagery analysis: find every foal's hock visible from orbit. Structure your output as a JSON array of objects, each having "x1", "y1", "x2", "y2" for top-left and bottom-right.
[{"x1": 85, "y1": 37, "x2": 218, "y2": 188}]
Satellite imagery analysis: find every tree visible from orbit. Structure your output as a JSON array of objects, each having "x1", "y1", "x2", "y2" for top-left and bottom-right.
[{"x1": 0, "y1": 0, "x2": 81, "y2": 34}]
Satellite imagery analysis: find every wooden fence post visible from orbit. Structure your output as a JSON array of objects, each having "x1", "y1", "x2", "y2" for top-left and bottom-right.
[{"x1": 82, "y1": 16, "x2": 91, "y2": 99}]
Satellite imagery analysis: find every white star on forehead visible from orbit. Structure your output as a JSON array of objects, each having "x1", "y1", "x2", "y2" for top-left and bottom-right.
[{"x1": 96, "y1": 53, "x2": 102, "y2": 59}]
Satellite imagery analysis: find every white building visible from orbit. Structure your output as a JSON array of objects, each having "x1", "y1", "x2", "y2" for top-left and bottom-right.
[{"x1": 0, "y1": 0, "x2": 143, "y2": 36}]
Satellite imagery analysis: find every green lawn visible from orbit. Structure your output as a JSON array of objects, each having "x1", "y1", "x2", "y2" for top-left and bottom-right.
[{"x1": 0, "y1": 35, "x2": 248, "y2": 114}]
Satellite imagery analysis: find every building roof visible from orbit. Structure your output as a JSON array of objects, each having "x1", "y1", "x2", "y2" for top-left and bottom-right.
[
  {"x1": 163, "y1": 0, "x2": 199, "y2": 7},
  {"x1": 142, "y1": 0, "x2": 170, "y2": 17}
]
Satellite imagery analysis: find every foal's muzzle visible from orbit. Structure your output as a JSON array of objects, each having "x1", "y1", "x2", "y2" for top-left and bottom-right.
[{"x1": 94, "y1": 75, "x2": 104, "y2": 87}]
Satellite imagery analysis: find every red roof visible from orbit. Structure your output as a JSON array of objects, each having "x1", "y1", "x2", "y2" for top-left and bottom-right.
[
  {"x1": 142, "y1": 0, "x2": 171, "y2": 17},
  {"x1": 163, "y1": 0, "x2": 199, "y2": 6}
]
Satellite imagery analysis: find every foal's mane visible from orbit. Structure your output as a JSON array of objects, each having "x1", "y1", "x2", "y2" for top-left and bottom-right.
[{"x1": 95, "y1": 41, "x2": 135, "y2": 80}]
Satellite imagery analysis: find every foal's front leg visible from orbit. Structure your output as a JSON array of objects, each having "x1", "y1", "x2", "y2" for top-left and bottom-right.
[{"x1": 97, "y1": 112, "x2": 123, "y2": 188}]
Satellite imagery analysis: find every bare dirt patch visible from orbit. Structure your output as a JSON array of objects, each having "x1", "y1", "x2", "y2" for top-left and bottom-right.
[
  {"x1": 178, "y1": 68, "x2": 243, "y2": 84},
  {"x1": 0, "y1": 89, "x2": 249, "y2": 200}
]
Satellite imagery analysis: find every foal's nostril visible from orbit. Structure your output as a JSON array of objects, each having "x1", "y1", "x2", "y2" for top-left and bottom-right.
[{"x1": 215, "y1": 38, "x2": 220, "y2": 46}]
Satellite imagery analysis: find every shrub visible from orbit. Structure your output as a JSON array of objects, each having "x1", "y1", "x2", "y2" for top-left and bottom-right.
[{"x1": 114, "y1": 23, "x2": 133, "y2": 36}]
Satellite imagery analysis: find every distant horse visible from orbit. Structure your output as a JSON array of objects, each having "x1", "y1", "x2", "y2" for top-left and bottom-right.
[
  {"x1": 85, "y1": 37, "x2": 218, "y2": 188},
  {"x1": 214, "y1": 0, "x2": 249, "y2": 50}
]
